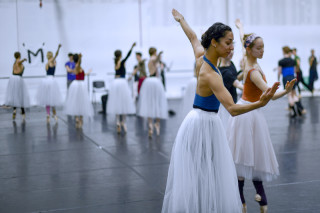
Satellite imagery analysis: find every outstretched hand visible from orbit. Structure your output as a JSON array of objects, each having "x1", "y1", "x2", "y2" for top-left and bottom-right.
[
  {"x1": 259, "y1": 82, "x2": 280, "y2": 107},
  {"x1": 58, "y1": 44, "x2": 62, "y2": 48},
  {"x1": 235, "y1": 19, "x2": 243, "y2": 29},
  {"x1": 284, "y1": 79, "x2": 297, "y2": 93},
  {"x1": 172, "y1": 9, "x2": 184, "y2": 22},
  {"x1": 132, "y1": 42, "x2": 136, "y2": 48}
]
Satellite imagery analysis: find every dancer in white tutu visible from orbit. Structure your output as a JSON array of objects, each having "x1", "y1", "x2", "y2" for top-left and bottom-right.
[
  {"x1": 36, "y1": 44, "x2": 62, "y2": 123},
  {"x1": 227, "y1": 19, "x2": 296, "y2": 213},
  {"x1": 64, "y1": 53, "x2": 93, "y2": 128},
  {"x1": 137, "y1": 47, "x2": 167, "y2": 137},
  {"x1": 218, "y1": 50, "x2": 243, "y2": 130},
  {"x1": 162, "y1": 10, "x2": 280, "y2": 213},
  {"x1": 107, "y1": 43, "x2": 136, "y2": 133},
  {"x1": 5, "y1": 52, "x2": 30, "y2": 120}
]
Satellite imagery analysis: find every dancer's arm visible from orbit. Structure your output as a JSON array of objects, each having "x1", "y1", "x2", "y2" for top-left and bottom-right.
[
  {"x1": 18, "y1": 58, "x2": 27, "y2": 65},
  {"x1": 233, "y1": 79, "x2": 243, "y2": 90},
  {"x1": 235, "y1": 19, "x2": 245, "y2": 55},
  {"x1": 250, "y1": 70, "x2": 296, "y2": 100},
  {"x1": 277, "y1": 66, "x2": 282, "y2": 81},
  {"x1": 172, "y1": 9, "x2": 204, "y2": 60},
  {"x1": 123, "y1": 42, "x2": 136, "y2": 63},
  {"x1": 53, "y1": 44, "x2": 62, "y2": 61},
  {"x1": 201, "y1": 65, "x2": 279, "y2": 116}
]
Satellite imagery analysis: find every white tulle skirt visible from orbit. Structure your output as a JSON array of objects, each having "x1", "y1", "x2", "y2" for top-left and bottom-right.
[
  {"x1": 64, "y1": 80, "x2": 94, "y2": 117},
  {"x1": 179, "y1": 77, "x2": 197, "y2": 121},
  {"x1": 5, "y1": 75, "x2": 30, "y2": 108},
  {"x1": 218, "y1": 104, "x2": 230, "y2": 132},
  {"x1": 137, "y1": 77, "x2": 168, "y2": 119},
  {"x1": 227, "y1": 99, "x2": 279, "y2": 182},
  {"x1": 107, "y1": 78, "x2": 136, "y2": 115},
  {"x1": 162, "y1": 109, "x2": 242, "y2": 213},
  {"x1": 36, "y1": 76, "x2": 63, "y2": 106}
]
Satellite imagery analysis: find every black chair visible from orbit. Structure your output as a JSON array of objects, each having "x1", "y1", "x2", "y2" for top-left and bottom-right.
[{"x1": 92, "y1": 81, "x2": 108, "y2": 104}]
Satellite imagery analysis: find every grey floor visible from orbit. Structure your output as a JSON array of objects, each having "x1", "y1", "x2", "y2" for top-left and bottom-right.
[{"x1": 0, "y1": 97, "x2": 320, "y2": 213}]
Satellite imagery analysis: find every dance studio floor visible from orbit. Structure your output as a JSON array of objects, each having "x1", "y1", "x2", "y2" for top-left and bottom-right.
[{"x1": 0, "y1": 96, "x2": 320, "y2": 213}]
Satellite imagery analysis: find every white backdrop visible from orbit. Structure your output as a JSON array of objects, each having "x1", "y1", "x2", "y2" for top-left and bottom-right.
[{"x1": 0, "y1": 0, "x2": 319, "y2": 105}]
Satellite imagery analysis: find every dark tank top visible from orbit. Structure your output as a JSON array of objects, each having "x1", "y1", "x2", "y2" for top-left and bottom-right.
[
  {"x1": 47, "y1": 66, "x2": 55, "y2": 76},
  {"x1": 193, "y1": 56, "x2": 221, "y2": 112}
]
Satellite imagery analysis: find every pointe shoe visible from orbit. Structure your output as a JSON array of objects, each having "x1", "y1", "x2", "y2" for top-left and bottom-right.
[
  {"x1": 117, "y1": 123, "x2": 121, "y2": 134},
  {"x1": 12, "y1": 110, "x2": 16, "y2": 120},
  {"x1": 53, "y1": 115, "x2": 58, "y2": 122},
  {"x1": 242, "y1": 204, "x2": 247, "y2": 213},
  {"x1": 148, "y1": 123, "x2": 153, "y2": 138},
  {"x1": 260, "y1": 205, "x2": 268, "y2": 213},
  {"x1": 154, "y1": 123, "x2": 160, "y2": 136},
  {"x1": 46, "y1": 115, "x2": 50, "y2": 123},
  {"x1": 121, "y1": 123, "x2": 127, "y2": 133}
]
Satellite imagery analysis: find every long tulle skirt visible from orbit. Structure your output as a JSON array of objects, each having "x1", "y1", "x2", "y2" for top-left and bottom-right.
[
  {"x1": 5, "y1": 75, "x2": 30, "y2": 108},
  {"x1": 179, "y1": 77, "x2": 197, "y2": 121},
  {"x1": 137, "y1": 77, "x2": 168, "y2": 119},
  {"x1": 36, "y1": 76, "x2": 63, "y2": 106},
  {"x1": 107, "y1": 78, "x2": 136, "y2": 115},
  {"x1": 162, "y1": 109, "x2": 242, "y2": 213},
  {"x1": 227, "y1": 99, "x2": 279, "y2": 182},
  {"x1": 218, "y1": 104, "x2": 230, "y2": 132},
  {"x1": 64, "y1": 80, "x2": 94, "y2": 117}
]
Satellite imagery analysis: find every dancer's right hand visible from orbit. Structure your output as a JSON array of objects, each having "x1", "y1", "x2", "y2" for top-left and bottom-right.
[
  {"x1": 259, "y1": 82, "x2": 280, "y2": 107},
  {"x1": 172, "y1": 9, "x2": 184, "y2": 22}
]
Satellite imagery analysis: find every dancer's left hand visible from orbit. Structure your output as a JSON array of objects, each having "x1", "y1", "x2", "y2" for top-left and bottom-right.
[{"x1": 284, "y1": 79, "x2": 297, "y2": 93}]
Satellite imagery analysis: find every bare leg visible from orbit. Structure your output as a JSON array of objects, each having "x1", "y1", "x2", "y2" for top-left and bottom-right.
[
  {"x1": 148, "y1": 118, "x2": 153, "y2": 137},
  {"x1": 121, "y1": 115, "x2": 127, "y2": 133},
  {"x1": 154, "y1": 118, "x2": 161, "y2": 136},
  {"x1": 116, "y1": 115, "x2": 121, "y2": 133}
]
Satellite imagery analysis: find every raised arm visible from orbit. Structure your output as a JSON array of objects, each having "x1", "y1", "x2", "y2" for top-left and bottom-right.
[
  {"x1": 172, "y1": 9, "x2": 204, "y2": 59},
  {"x1": 235, "y1": 19, "x2": 245, "y2": 55},
  {"x1": 202, "y1": 66, "x2": 279, "y2": 116},
  {"x1": 53, "y1": 44, "x2": 62, "y2": 61},
  {"x1": 250, "y1": 69, "x2": 296, "y2": 100},
  {"x1": 18, "y1": 58, "x2": 27, "y2": 65},
  {"x1": 123, "y1": 42, "x2": 136, "y2": 63}
]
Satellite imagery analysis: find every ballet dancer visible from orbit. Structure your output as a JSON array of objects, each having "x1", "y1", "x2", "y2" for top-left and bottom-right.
[
  {"x1": 107, "y1": 43, "x2": 136, "y2": 133},
  {"x1": 137, "y1": 48, "x2": 167, "y2": 137},
  {"x1": 162, "y1": 9, "x2": 281, "y2": 213},
  {"x1": 227, "y1": 19, "x2": 296, "y2": 213},
  {"x1": 64, "y1": 53, "x2": 93, "y2": 128},
  {"x1": 5, "y1": 52, "x2": 30, "y2": 120},
  {"x1": 36, "y1": 44, "x2": 63, "y2": 123}
]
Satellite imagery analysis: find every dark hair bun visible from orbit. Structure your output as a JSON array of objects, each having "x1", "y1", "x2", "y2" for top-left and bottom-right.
[{"x1": 201, "y1": 22, "x2": 232, "y2": 49}]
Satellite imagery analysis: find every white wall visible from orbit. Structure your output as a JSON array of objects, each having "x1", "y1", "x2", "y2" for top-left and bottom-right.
[{"x1": 0, "y1": 0, "x2": 319, "y2": 105}]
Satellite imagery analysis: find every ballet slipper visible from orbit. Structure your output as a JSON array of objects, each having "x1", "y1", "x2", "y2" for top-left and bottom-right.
[
  {"x1": 260, "y1": 205, "x2": 268, "y2": 213},
  {"x1": 121, "y1": 122, "x2": 127, "y2": 133},
  {"x1": 148, "y1": 122, "x2": 153, "y2": 138},
  {"x1": 117, "y1": 123, "x2": 121, "y2": 134},
  {"x1": 242, "y1": 203, "x2": 247, "y2": 213},
  {"x1": 154, "y1": 122, "x2": 160, "y2": 136},
  {"x1": 12, "y1": 110, "x2": 16, "y2": 120}
]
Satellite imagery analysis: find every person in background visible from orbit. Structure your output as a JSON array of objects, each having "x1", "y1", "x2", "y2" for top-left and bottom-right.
[
  {"x1": 308, "y1": 49, "x2": 318, "y2": 94},
  {"x1": 65, "y1": 53, "x2": 76, "y2": 89}
]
